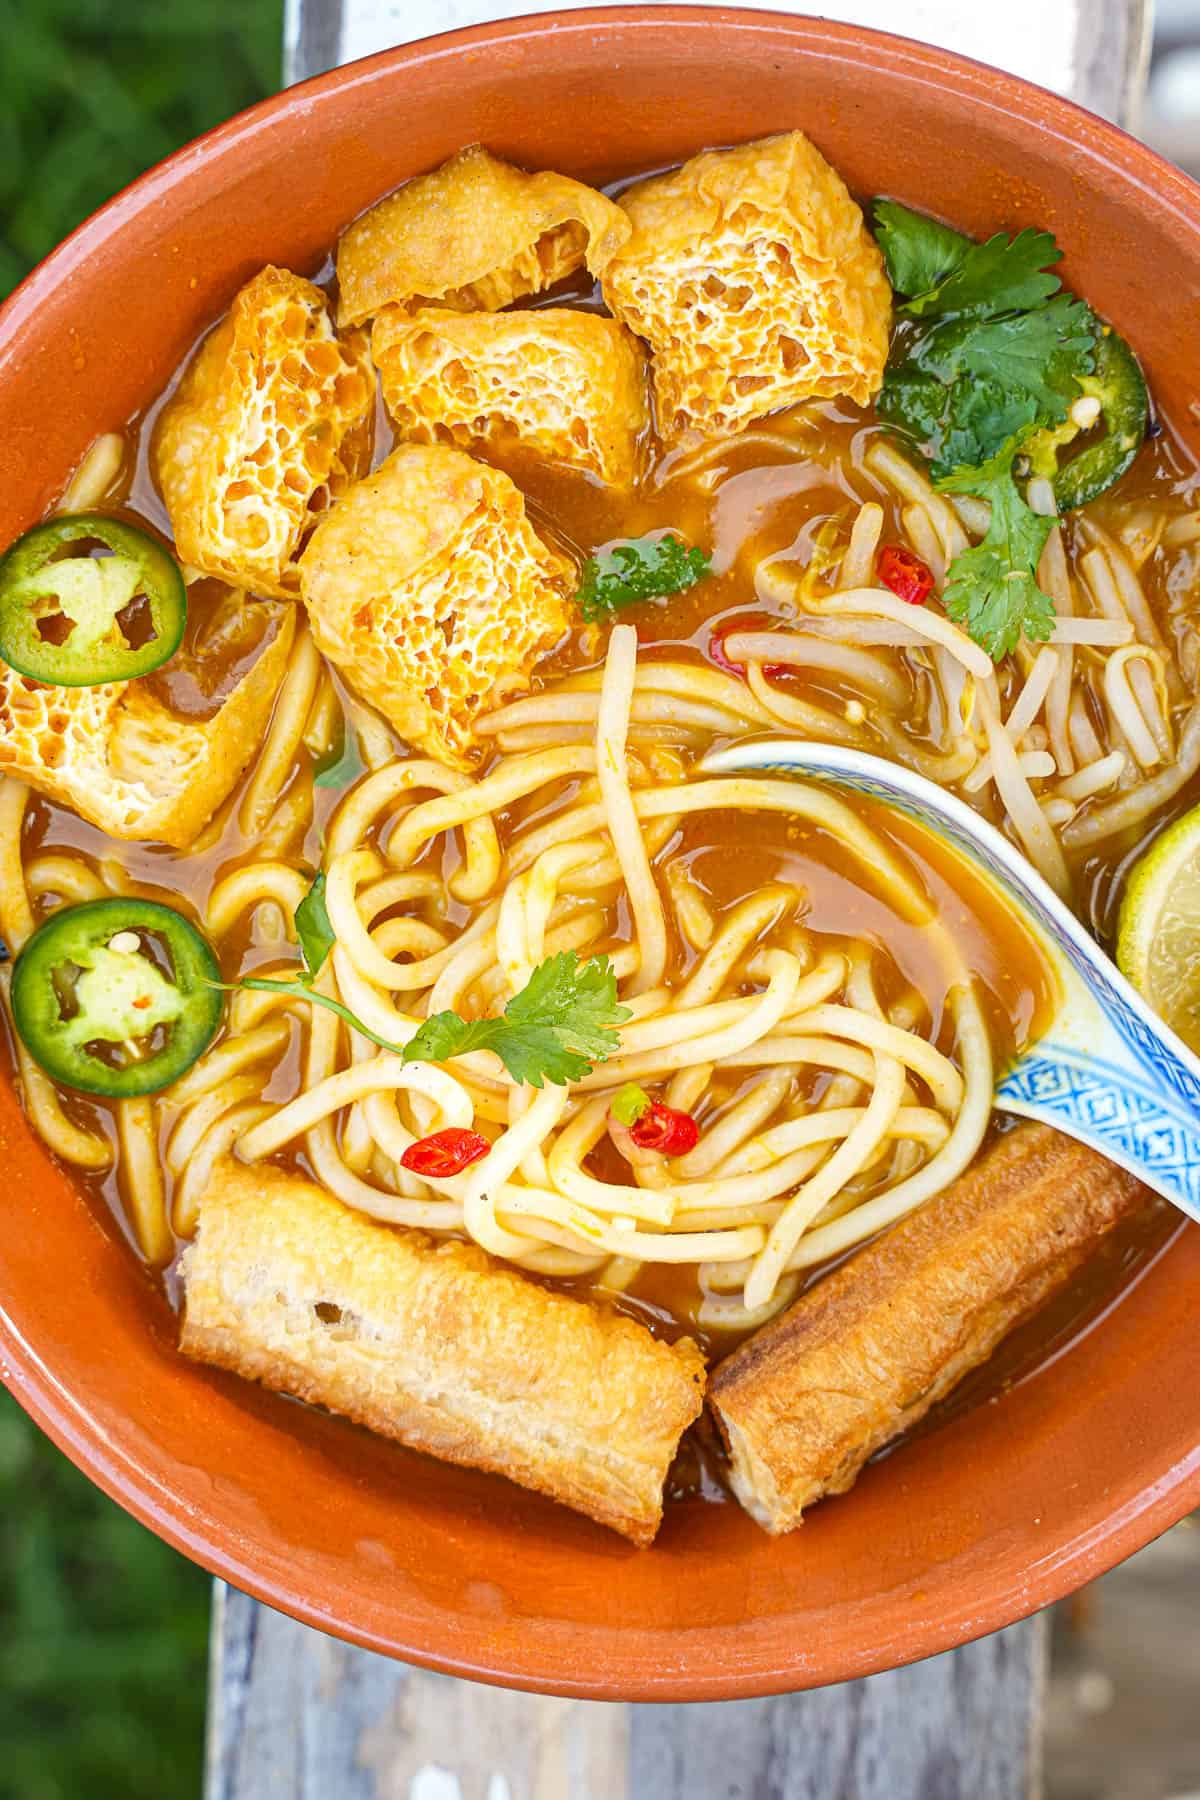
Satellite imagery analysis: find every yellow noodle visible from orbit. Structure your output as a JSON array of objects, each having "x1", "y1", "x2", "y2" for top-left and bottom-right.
[
  {"x1": 0, "y1": 779, "x2": 34, "y2": 950},
  {"x1": 4, "y1": 967, "x2": 111, "y2": 1169},
  {"x1": 117, "y1": 1097, "x2": 172, "y2": 1265},
  {"x1": 206, "y1": 863, "x2": 312, "y2": 940},
  {"x1": 24, "y1": 854, "x2": 107, "y2": 905},
  {"x1": 237, "y1": 1056, "x2": 472, "y2": 1162},
  {"x1": 595, "y1": 624, "x2": 667, "y2": 993},
  {"x1": 664, "y1": 858, "x2": 715, "y2": 951},
  {"x1": 173, "y1": 1101, "x2": 275, "y2": 1237},
  {"x1": 239, "y1": 623, "x2": 321, "y2": 837},
  {"x1": 60, "y1": 432, "x2": 127, "y2": 509},
  {"x1": 745, "y1": 1053, "x2": 907, "y2": 1309}
]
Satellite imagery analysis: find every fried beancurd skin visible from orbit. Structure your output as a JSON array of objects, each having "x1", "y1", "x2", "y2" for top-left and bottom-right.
[
  {"x1": 602, "y1": 130, "x2": 893, "y2": 446},
  {"x1": 372, "y1": 304, "x2": 651, "y2": 488},
  {"x1": 181, "y1": 1161, "x2": 706, "y2": 1545},
  {"x1": 0, "y1": 605, "x2": 295, "y2": 846},
  {"x1": 298, "y1": 443, "x2": 573, "y2": 769},
  {"x1": 154, "y1": 267, "x2": 374, "y2": 598},
  {"x1": 709, "y1": 1125, "x2": 1148, "y2": 1535},
  {"x1": 336, "y1": 144, "x2": 632, "y2": 327}
]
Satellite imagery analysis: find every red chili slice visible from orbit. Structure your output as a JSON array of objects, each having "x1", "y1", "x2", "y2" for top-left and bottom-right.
[
  {"x1": 400, "y1": 1126, "x2": 490, "y2": 1177},
  {"x1": 877, "y1": 544, "x2": 935, "y2": 606},
  {"x1": 629, "y1": 1100, "x2": 700, "y2": 1156}
]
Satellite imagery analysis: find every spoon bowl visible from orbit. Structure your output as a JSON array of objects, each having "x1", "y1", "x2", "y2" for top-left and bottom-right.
[{"x1": 701, "y1": 736, "x2": 1200, "y2": 1225}]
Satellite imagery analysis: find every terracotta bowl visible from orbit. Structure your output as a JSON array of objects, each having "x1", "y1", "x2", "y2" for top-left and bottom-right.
[{"x1": 1, "y1": 5, "x2": 1198, "y2": 1700}]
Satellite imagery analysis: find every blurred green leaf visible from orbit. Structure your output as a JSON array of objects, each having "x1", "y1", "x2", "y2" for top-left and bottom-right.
[
  {"x1": 0, "y1": 0, "x2": 283, "y2": 297},
  {"x1": 0, "y1": 1385, "x2": 212, "y2": 1799}
]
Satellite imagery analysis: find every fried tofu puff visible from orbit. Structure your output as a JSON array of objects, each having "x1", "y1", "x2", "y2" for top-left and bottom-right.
[
  {"x1": 0, "y1": 604, "x2": 295, "y2": 847},
  {"x1": 372, "y1": 305, "x2": 650, "y2": 487},
  {"x1": 181, "y1": 1161, "x2": 706, "y2": 1545},
  {"x1": 154, "y1": 267, "x2": 374, "y2": 598},
  {"x1": 603, "y1": 131, "x2": 893, "y2": 445},
  {"x1": 298, "y1": 444, "x2": 573, "y2": 769},
  {"x1": 336, "y1": 144, "x2": 631, "y2": 327}
]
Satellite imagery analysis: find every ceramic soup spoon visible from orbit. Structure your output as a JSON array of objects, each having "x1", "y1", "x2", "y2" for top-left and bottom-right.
[{"x1": 701, "y1": 736, "x2": 1200, "y2": 1226}]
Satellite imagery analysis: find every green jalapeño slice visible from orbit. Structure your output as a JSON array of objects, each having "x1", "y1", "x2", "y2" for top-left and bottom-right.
[
  {"x1": 10, "y1": 899, "x2": 223, "y2": 1097},
  {"x1": 0, "y1": 512, "x2": 187, "y2": 686},
  {"x1": 1025, "y1": 327, "x2": 1150, "y2": 513}
]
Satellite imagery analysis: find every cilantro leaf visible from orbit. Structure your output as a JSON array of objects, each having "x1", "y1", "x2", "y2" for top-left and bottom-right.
[
  {"x1": 904, "y1": 228, "x2": 1064, "y2": 320},
  {"x1": 932, "y1": 377, "x2": 1043, "y2": 477},
  {"x1": 314, "y1": 722, "x2": 366, "y2": 791},
  {"x1": 938, "y1": 444, "x2": 1056, "y2": 659},
  {"x1": 295, "y1": 872, "x2": 334, "y2": 979},
  {"x1": 880, "y1": 298, "x2": 1097, "y2": 476},
  {"x1": 577, "y1": 534, "x2": 711, "y2": 624},
  {"x1": 873, "y1": 199, "x2": 971, "y2": 300},
  {"x1": 915, "y1": 297, "x2": 1095, "y2": 419},
  {"x1": 402, "y1": 950, "x2": 629, "y2": 1087},
  {"x1": 873, "y1": 201, "x2": 1065, "y2": 321},
  {"x1": 218, "y1": 951, "x2": 630, "y2": 1089}
]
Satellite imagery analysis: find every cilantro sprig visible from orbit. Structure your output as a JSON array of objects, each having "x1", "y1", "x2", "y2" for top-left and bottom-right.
[
  {"x1": 881, "y1": 295, "x2": 1096, "y2": 477},
  {"x1": 875, "y1": 201, "x2": 1066, "y2": 322},
  {"x1": 403, "y1": 951, "x2": 629, "y2": 1086},
  {"x1": 871, "y1": 198, "x2": 1106, "y2": 660},
  {"x1": 937, "y1": 443, "x2": 1055, "y2": 659},
  {"x1": 220, "y1": 872, "x2": 629, "y2": 1089},
  {"x1": 576, "y1": 533, "x2": 711, "y2": 624}
]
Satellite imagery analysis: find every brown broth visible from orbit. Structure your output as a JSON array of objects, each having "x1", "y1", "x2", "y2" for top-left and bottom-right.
[{"x1": 3, "y1": 164, "x2": 1197, "y2": 1484}]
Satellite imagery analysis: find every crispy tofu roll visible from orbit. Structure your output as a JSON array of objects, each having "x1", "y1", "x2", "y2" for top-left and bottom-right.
[
  {"x1": 372, "y1": 305, "x2": 650, "y2": 488},
  {"x1": 155, "y1": 267, "x2": 374, "y2": 598},
  {"x1": 181, "y1": 1161, "x2": 705, "y2": 1545},
  {"x1": 603, "y1": 131, "x2": 892, "y2": 445},
  {"x1": 0, "y1": 602, "x2": 295, "y2": 847},
  {"x1": 337, "y1": 144, "x2": 631, "y2": 327},
  {"x1": 709, "y1": 1125, "x2": 1148, "y2": 1534},
  {"x1": 298, "y1": 443, "x2": 573, "y2": 768}
]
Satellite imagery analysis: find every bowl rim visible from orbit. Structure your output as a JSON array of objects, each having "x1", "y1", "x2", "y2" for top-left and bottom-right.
[{"x1": 2, "y1": 3, "x2": 1199, "y2": 1699}]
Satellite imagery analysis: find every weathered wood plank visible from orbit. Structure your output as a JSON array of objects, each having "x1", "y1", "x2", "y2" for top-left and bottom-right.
[{"x1": 206, "y1": 1582, "x2": 1046, "y2": 1800}]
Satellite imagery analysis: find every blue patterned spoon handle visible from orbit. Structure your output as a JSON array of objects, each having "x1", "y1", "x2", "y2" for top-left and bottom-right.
[{"x1": 997, "y1": 948, "x2": 1200, "y2": 1225}]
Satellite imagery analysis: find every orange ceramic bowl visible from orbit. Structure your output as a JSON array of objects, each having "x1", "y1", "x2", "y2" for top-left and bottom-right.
[{"x1": 0, "y1": 7, "x2": 1198, "y2": 1700}]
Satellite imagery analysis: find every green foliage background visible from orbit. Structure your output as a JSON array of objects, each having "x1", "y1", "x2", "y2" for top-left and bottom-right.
[
  {"x1": 0, "y1": 2, "x2": 282, "y2": 1794},
  {"x1": 0, "y1": 0, "x2": 283, "y2": 298}
]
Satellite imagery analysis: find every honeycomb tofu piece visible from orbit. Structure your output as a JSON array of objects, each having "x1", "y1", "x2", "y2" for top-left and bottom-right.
[
  {"x1": 372, "y1": 304, "x2": 650, "y2": 487},
  {"x1": 336, "y1": 144, "x2": 631, "y2": 327},
  {"x1": 298, "y1": 445, "x2": 572, "y2": 768},
  {"x1": 154, "y1": 267, "x2": 375, "y2": 598},
  {"x1": 0, "y1": 604, "x2": 295, "y2": 847},
  {"x1": 602, "y1": 131, "x2": 892, "y2": 446}
]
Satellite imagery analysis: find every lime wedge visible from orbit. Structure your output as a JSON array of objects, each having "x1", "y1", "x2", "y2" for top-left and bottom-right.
[{"x1": 1116, "y1": 802, "x2": 1200, "y2": 1054}]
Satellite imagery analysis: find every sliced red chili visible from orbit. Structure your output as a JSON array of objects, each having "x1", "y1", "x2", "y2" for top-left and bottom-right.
[
  {"x1": 400, "y1": 1127, "x2": 490, "y2": 1178},
  {"x1": 630, "y1": 1100, "x2": 700, "y2": 1156},
  {"x1": 877, "y1": 544, "x2": 934, "y2": 606}
]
